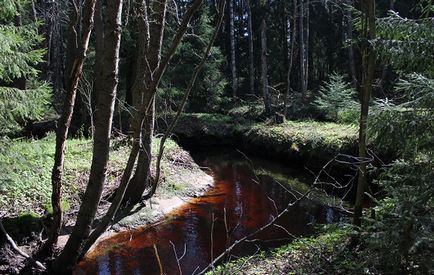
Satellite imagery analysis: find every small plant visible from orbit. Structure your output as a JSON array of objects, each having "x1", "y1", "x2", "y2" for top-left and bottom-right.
[{"x1": 313, "y1": 74, "x2": 357, "y2": 121}]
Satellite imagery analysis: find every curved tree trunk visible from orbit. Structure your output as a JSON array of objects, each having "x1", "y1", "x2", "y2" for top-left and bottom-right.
[
  {"x1": 52, "y1": 0, "x2": 123, "y2": 271},
  {"x1": 124, "y1": 0, "x2": 168, "y2": 204},
  {"x1": 48, "y1": 0, "x2": 97, "y2": 249},
  {"x1": 81, "y1": 0, "x2": 207, "y2": 256}
]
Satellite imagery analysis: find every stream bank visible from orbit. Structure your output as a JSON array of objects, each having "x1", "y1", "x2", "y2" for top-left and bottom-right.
[
  {"x1": 76, "y1": 149, "x2": 343, "y2": 274},
  {"x1": 0, "y1": 136, "x2": 213, "y2": 274},
  {"x1": 159, "y1": 113, "x2": 360, "y2": 169}
]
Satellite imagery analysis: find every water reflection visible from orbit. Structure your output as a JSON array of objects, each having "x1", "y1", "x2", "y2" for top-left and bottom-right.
[{"x1": 76, "y1": 150, "x2": 339, "y2": 275}]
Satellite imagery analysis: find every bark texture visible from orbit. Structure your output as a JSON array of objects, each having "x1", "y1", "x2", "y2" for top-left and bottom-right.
[
  {"x1": 48, "y1": 0, "x2": 97, "y2": 248},
  {"x1": 229, "y1": 0, "x2": 237, "y2": 97},
  {"x1": 81, "y1": 0, "x2": 205, "y2": 255},
  {"x1": 260, "y1": 1, "x2": 272, "y2": 115},
  {"x1": 52, "y1": 0, "x2": 123, "y2": 271},
  {"x1": 245, "y1": 0, "x2": 255, "y2": 95},
  {"x1": 284, "y1": 0, "x2": 297, "y2": 115},
  {"x1": 353, "y1": 0, "x2": 376, "y2": 228}
]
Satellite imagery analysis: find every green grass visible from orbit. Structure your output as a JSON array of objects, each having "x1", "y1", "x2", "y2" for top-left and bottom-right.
[
  {"x1": 0, "y1": 133, "x2": 94, "y2": 216},
  {"x1": 0, "y1": 133, "x2": 203, "y2": 217},
  {"x1": 210, "y1": 225, "x2": 352, "y2": 275},
  {"x1": 247, "y1": 120, "x2": 357, "y2": 151}
]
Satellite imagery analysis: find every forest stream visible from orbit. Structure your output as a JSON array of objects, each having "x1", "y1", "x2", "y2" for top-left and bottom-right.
[{"x1": 75, "y1": 149, "x2": 340, "y2": 275}]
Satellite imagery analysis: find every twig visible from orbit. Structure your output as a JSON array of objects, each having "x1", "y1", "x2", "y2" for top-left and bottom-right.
[
  {"x1": 153, "y1": 244, "x2": 164, "y2": 275},
  {"x1": 170, "y1": 241, "x2": 186, "y2": 275},
  {"x1": 0, "y1": 221, "x2": 46, "y2": 271}
]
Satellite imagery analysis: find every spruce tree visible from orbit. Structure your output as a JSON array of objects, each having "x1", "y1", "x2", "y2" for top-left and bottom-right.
[
  {"x1": 0, "y1": 0, "x2": 51, "y2": 135},
  {"x1": 161, "y1": 5, "x2": 227, "y2": 112}
]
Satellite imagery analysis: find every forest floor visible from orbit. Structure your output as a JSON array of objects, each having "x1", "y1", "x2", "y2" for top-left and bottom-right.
[
  {"x1": 0, "y1": 134, "x2": 213, "y2": 274},
  {"x1": 163, "y1": 112, "x2": 359, "y2": 166},
  {"x1": 0, "y1": 116, "x2": 362, "y2": 274},
  {"x1": 209, "y1": 225, "x2": 357, "y2": 274}
]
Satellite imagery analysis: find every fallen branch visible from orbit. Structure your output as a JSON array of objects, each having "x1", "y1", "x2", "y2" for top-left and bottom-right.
[{"x1": 0, "y1": 220, "x2": 46, "y2": 271}]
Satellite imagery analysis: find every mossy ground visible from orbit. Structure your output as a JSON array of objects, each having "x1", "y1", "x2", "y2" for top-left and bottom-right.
[
  {"x1": 0, "y1": 134, "x2": 211, "y2": 232},
  {"x1": 209, "y1": 225, "x2": 353, "y2": 275},
  {"x1": 163, "y1": 113, "x2": 358, "y2": 166}
]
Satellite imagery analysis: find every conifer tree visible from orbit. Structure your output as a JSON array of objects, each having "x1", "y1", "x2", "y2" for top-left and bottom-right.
[{"x1": 0, "y1": 0, "x2": 50, "y2": 135}]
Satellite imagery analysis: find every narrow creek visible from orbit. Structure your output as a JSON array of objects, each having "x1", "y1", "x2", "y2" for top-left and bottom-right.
[{"x1": 75, "y1": 149, "x2": 340, "y2": 275}]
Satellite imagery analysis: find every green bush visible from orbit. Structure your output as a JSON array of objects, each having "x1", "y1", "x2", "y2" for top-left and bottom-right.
[
  {"x1": 313, "y1": 73, "x2": 357, "y2": 121},
  {"x1": 361, "y1": 161, "x2": 434, "y2": 273},
  {"x1": 337, "y1": 108, "x2": 360, "y2": 125}
]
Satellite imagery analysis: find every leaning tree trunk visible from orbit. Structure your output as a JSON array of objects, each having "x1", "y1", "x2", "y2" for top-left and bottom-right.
[
  {"x1": 91, "y1": 0, "x2": 104, "y2": 132},
  {"x1": 229, "y1": 0, "x2": 237, "y2": 97},
  {"x1": 260, "y1": 3, "x2": 272, "y2": 115},
  {"x1": 124, "y1": 0, "x2": 168, "y2": 204},
  {"x1": 48, "y1": 0, "x2": 97, "y2": 249},
  {"x1": 80, "y1": 0, "x2": 206, "y2": 255},
  {"x1": 353, "y1": 0, "x2": 376, "y2": 228},
  {"x1": 52, "y1": 0, "x2": 123, "y2": 272},
  {"x1": 245, "y1": 0, "x2": 255, "y2": 95},
  {"x1": 123, "y1": 0, "x2": 151, "y2": 204}
]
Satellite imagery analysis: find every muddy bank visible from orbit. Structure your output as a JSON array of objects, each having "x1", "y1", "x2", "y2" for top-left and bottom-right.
[
  {"x1": 0, "y1": 138, "x2": 213, "y2": 274},
  {"x1": 76, "y1": 149, "x2": 343, "y2": 275}
]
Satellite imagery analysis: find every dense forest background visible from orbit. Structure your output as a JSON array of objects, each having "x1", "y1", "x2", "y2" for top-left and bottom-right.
[
  {"x1": 1, "y1": 0, "x2": 432, "y2": 133},
  {"x1": 0, "y1": 0, "x2": 433, "y2": 274}
]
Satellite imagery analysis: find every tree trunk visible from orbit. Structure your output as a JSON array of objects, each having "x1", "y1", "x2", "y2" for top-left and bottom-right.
[
  {"x1": 284, "y1": 0, "x2": 297, "y2": 115},
  {"x1": 124, "y1": 0, "x2": 168, "y2": 204},
  {"x1": 304, "y1": 0, "x2": 309, "y2": 92},
  {"x1": 229, "y1": 0, "x2": 237, "y2": 97},
  {"x1": 92, "y1": 0, "x2": 104, "y2": 131},
  {"x1": 80, "y1": 0, "x2": 206, "y2": 256},
  {"x1": 345, "y1": 0, "x2": 357, "y2": 89},
  {"x1": 299, "y1": 0, "x2": 306, "y2": 95},
  {"x1": 260, "y1": 3, "x2": 272, "y2": 115},
  {"x1": 48, "y1": 0, "x2": 97, "y2": 249},
  {"x1": 52, "y1": 0, "x2": 123, "y2": 271},
  {"x1": 245, "y1": 0, "x2": 254, "y2": 95},
  {"x1": 353, "y1": 0, "x2": 376, "y2": 228}
]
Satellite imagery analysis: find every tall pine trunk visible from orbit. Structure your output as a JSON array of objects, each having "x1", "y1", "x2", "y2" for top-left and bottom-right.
[
  {"x1": 245, "y1": 0, "x2": 254, "y2": 95},
  {"x1": 353, "y1": 0, "x2": 376, "y2": 228},
  {"x1": 345, "y1": 0, "x2": 357, "y2": 89},
  {"x1": 284, "y1": 0, "x2": 297, "y2": 115},
  {"x1": 229, "y1": 0, "x2": 237, "y2": 97},
  {"x1": 260, "y1": 1, "x2": 271, "y2": 115},
  {"x1": 52, "y1": 0, "x2": 123, "y2": 271}
]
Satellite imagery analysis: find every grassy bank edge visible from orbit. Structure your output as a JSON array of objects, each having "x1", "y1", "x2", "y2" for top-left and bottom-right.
[{"x1": 208, "y1": 225, "x2": 352, "y2": 275}]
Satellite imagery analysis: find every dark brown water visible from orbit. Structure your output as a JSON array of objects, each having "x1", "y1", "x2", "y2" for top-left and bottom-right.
[{"x1": 76, "y1": 150, "x2": 339, "y2": 275}]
